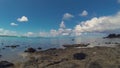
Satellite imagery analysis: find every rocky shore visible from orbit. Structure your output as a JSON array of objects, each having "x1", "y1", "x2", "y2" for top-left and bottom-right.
[{"x1": 8, "y1": 44, "x2": 120, "y2": 68}]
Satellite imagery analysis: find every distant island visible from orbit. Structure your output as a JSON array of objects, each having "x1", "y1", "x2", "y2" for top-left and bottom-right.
[
  {"x1": 0, "y1": 35, "x2": 45, "y2": 38},
  {"x1": 0, "y1": 35, "x2": 28, "y2": 38},
  {"x1": 0, "y1": 35, "x2": 17, "y2": 37},
  {"x1": 105, "y1": 34, "x2": 120, "y2": 38}
]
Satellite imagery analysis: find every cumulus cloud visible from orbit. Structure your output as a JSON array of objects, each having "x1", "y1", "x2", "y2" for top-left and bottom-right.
[
  {"x1": 60, "y1": 21, "x2": 65, "y2": 28},
  {"x1": 2, "y1": 11, "x2": 120, "y2": 37},
  {"x1": 75, "y1": 11, "x2": 120, "y2": 35},
  {"x1": 10, "y1": 22, "x2": 18, "y2": 26},
  {"x1": 39, "y1": 32, "x2": 49, "y2": 37},
  {"x1": 49, "y1": 28, "x2": 72, "y2": 37},
  {"x1": 63, "y1": 13, "x2": 74, "y2": 20},
  {"x1": 118, "y1": 0, "x2": 120, "y2": 3},
  {"x1": 50, "y1": 29, "x2": 58, "y2": 37},
  {"x1": 62, "y1": 29, "x2": 72, "y2": 36},
  {"x1": 49, "y1": 21, "x2": 73, "y2": 37},
  {"x1": 17, "y1": 16, "x2": 28, "y2": 22},
  {"x1": 80, "y1": 10, "x2": 88, "y2": 17},
  {"x1": 0, "y1": 28, "x2": 17, "y2": 36},
  {"x1": 25, "y1": 32, "x2": 34, "y2": 37}
]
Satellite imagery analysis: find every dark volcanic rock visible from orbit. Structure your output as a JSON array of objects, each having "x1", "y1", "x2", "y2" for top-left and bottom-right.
[
  {"x1": 0, "y1": 61, "x2": 14, "y2": 68},
  {"x1": 88, "y1": 62, "x2": 102, "y2": 68},
  {"x1": 63, "y1": 44, "x2": 89, "y2": 48},
  {"x1": 37, "y1": 47, "x2": 42, "y2": 50},
  {"x1": 72, "y1": 39, "x2": 75, "y2": 41},
  {"x1": 41, "y1": 48, "x2": 60, "y2": 56},
  {"x1": 73, "y1": 53, "x2": 87, "y2": 60},
  {"x1": 105, "y1": 42, "x2": 111, "y2": 44},
  {"x1": 2, "y1": 48, "x2": 5, "y2": 50},
  {"x1": 12, "y1": 45, "x2": 20, "y2": 47},
  {"x1": 24, "y1": 47, "x2": 36, "y2": 53},
  {"x1": 46, "y1": 48, "x2": 57, "y2": 51},
  {"x1": 5, "y1": 46, "x2": 10, "y2": 47},
  {"x1": 5, "y1": 45, "x2": 20, "y2": 49}
]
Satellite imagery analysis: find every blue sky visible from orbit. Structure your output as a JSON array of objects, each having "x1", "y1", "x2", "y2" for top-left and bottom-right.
[{"x1": 0, "y1": 0, "x2": 120, "y2": 37}]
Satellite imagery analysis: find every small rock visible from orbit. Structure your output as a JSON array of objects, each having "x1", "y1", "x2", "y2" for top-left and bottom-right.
[
  {"x1": 5, "y1": 46, "x2": 10, "y2": 48},
  {"x1": 47, "y1": 48, "x2": 57, "y2": 51},
  {"x1": 73, "y1": 53, "x2": 87, "y2": 60},
  {"x1": 88, "y1": 62, "x2": 102, "y2": 68},
  {"x1": 24, "y1": 47, "x2": 36, "y2": 53},
  {"x1": 5, "y1": 45, "x2": 20, "y2": 49},
  {"x1": 72, "y1": 39, "x2": 75, "y2": 41},
  {"x1": 37, "y1": 47, "x2": 42, "y2": 50},
  {"x1": 63, "y1": 44, "x2": 89, "y2": 48},
  {"x1": 0, "y1": 61, "x2": 14, "y2": 68},
  {"x1": 105, "y1": 42, "x2": 111, "y2": 44},
  {"x1": 2, "y1": 48, "x2": 5, "y2": 50},
  {"x1": 0, "y1": 55, "x2": 2, "y2": 58}
]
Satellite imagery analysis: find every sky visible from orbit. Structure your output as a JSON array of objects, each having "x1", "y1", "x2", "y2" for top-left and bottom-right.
[{"x1": 0, "y1": 0, "x2": 120, "y2": 37}]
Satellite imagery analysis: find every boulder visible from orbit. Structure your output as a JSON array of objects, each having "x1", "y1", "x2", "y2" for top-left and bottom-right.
[
  {"x1": 72, "y1": 39, "x2": 75, "y2": 41},
  {"x1": 0, "y1": 61, "x2": 14, "y2": 68},
  {"x1": 37, "y1": 47, "x2": 42, "y2": 50},
  {"x1": 46, "y1": 48, "x2": 57, "y2": 51},
  {"x1": 2, "y1": 48, "x2": 5, "y2": 50},
  {"x1": 24, "y1": 48, "x2": 36, "y2": 53},
  {"x1": 73, "y1": 53, "x2": 87, "y2": 60}
]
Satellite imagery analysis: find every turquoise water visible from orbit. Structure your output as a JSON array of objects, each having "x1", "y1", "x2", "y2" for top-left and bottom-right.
[{"x1": 0, "y1": 34, "x2": 120, "y2": 62}]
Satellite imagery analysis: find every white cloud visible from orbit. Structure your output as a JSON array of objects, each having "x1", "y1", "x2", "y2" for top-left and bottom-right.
[
  {"x1": 58, "y1": 28, "x2": 64, "y2": 34},
  {"x1": 10, "y1": 23, "x2": 18, "y2": 26},
  {"x1": 17, "y1": 16, "x2": 28, "y2": 22},
  {"x1": 1, "y1": 11, "x2": 120, "y2": 37},
  {"x1": 50, "y1": 29, "x2": 58, "y2": 37},
  {"x1": 62, "y1": 29, "x2": 72, "y2": 36},
  {"x1": 49, "y1": 21, "x2": 73, "y2": 37},
  {"x1": 75, "y1": 11, "x2": 120, "y2": 35},
  {"x1": 25, "y1": 32, "x2": 34, "y2": 37},
  {"x1": 80, "y1": 10, "x2": 88, "y2": 17},
  {"x1": 118, "y1": 0, "x2": 120, "y2": 3},
  {"x1": 39, "y1": 32, "x2": 49, "y2": 37},
  {"x1": 0, "y1": 28, "x2": 17, "y2": 36},
  {"x1": 60, "y1": 21, "x2": 65, "y2": 28},
  {"x1": 63, "y1": 13, "x2": 74, "y2": 20},
  {"x1": 49, "y1": 28, "x2": 72, "y2": 37},
  {"x1": 64, "y1": 29, "x2": 72, "y2": 33}
]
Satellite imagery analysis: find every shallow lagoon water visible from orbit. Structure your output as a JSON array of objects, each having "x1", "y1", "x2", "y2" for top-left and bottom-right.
[{"x1": 0, "y1": 34, "x2": 120, "y2": 62}]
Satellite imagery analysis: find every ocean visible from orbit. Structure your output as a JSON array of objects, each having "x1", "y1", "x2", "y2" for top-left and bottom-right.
[{"x1": 0, "y1": 34, "x2": 120, "y2": 62}]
